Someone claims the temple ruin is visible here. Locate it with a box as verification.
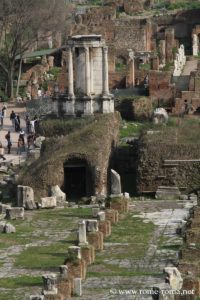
[52,35,114,117]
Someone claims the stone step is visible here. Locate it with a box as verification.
[156,186,181,200]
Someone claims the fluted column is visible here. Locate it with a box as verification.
[103,46,109,95]
[85,47,90,96]
[90,49,94,94]
[68,47,74,97]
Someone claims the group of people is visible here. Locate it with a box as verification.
[0,105,38,159]
[10,110,21,132]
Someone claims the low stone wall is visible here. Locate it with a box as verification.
[137,141,200,193]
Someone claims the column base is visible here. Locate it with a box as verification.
[102,94,114,114]
[64,96,75,116]
[83,96,94,116]
[78,242,89,246]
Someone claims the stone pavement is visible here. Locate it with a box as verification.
[0,103,26,165]
[80,199,196,300]
[182,59,198,76]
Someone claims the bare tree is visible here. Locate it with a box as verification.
[0,0,68,99]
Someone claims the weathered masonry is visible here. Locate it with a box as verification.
[53,35,114,117]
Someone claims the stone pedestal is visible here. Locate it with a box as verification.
[97,211,105,221]
[98,220,111,237]
[105,209,119,224]
[42,273,58,296]
[86,220,98,232]
[83,96,93,116]
[87,231,104,250]
[81,245,95,265]
[68,246,82,260]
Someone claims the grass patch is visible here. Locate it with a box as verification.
[15,234,76,270]
[86,213,156,279]
[0,276,42,289]
[120,121,144,139]
[87,269,161,277]
[106,214,155,253]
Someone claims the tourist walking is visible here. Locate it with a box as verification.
[17,137,25,155]
[0,111,3,128]
[14,115,20,132]
[5,131,12,154]
[10,110,16,127]
[2,103,7,117]
[27,133,35,149]
[0,142,6,160]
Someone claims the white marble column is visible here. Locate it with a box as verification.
[90,49,94,94]
[66,47,75,116]
[85,47,91,96]
[103,46,109,95]
[128,49,135,87]
[68,47,74,97]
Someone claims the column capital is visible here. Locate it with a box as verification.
[67,46,73,52]
[84,46,89,53]
[103,46,108,53]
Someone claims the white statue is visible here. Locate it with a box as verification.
[193,34,199,56]
[193,34,198,46]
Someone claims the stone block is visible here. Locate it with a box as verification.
[68,246,81,259]
[86,220,98,232]
[57,278,72,299]
[51,185,67,206]
[87,231,104,251]
[42,273,57,296]
[0,203,11,214]
[92,207,100,217]
[35,136,45,148]
[98,220,111,237]
[110,198,128,213]
[6,207,24,220]
[164,267,183,290]
[39,197,57,209]
[66,259,86,280]
[0,221,6,233]
[4,223,16,233]
[124,192,130,199]
[182,276,200,296]
[73,278,82,296]
[105,209,118,224]
[17,185,36,210]
[81,245,94,266]
[155,186,181,200]
[97,211,105,221]
[30,296,44,300]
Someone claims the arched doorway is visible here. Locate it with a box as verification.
[63,158,94,198]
